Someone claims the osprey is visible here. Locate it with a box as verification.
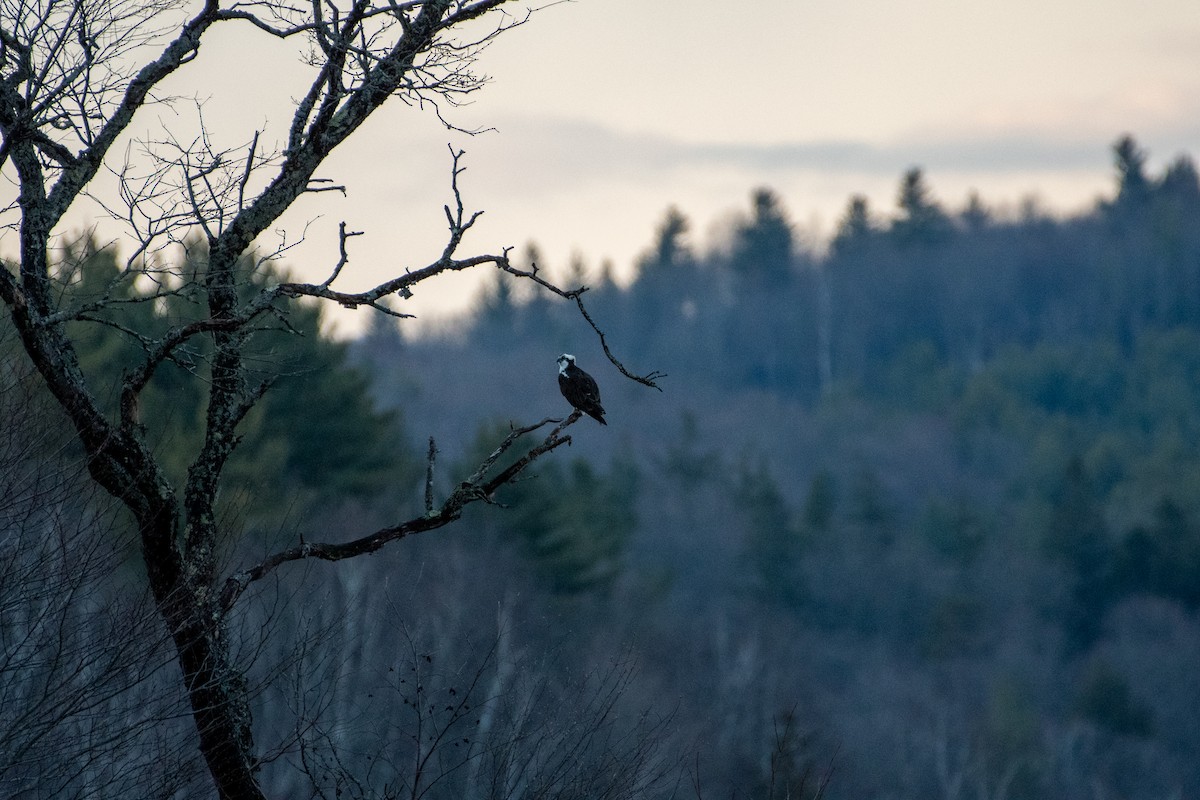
[556,353,606,425]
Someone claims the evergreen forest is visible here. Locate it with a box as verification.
[6,134,1200,798]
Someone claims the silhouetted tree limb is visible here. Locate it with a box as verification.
[218,412,580,612]
[501,261,667,390]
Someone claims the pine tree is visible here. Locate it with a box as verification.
[729,188,795,286]
[891,167,952,247]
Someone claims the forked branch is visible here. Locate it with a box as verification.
[266,148,495,316]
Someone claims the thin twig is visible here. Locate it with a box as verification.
[320,221,363,288]
[236,130,259,211]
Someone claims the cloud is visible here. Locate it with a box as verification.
[688,135,1105,174]
[456,115,1200,194]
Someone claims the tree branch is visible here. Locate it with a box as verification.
[262,146,493,315]
[42,0,225,228]
[319,221,363,288]
[218,411,580,613]
[501,261,668,390]
[117,315,251,433]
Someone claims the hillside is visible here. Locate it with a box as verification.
[352,135,1200,798]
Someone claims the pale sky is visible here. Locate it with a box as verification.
[29,0,1200,331]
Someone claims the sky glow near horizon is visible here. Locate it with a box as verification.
[11,0,1200,333]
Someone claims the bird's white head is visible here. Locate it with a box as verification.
[556,353,575,375]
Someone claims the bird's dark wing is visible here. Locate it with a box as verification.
[576,368,601,404]
[561,366,606,424]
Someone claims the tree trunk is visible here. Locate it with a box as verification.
[4,263,265,799]
[138,510,264,800]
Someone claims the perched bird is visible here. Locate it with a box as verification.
[556,353,606,425]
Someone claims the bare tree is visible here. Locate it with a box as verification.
[0,2,661,798]
[0,331,205,799]
[278,608,677,800]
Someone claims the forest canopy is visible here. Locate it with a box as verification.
[360,133,1200,799]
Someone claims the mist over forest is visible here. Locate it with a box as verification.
[6,133,1200,798]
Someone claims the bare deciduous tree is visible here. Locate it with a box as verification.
[1,332,204,799]
[0,2,661,797]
